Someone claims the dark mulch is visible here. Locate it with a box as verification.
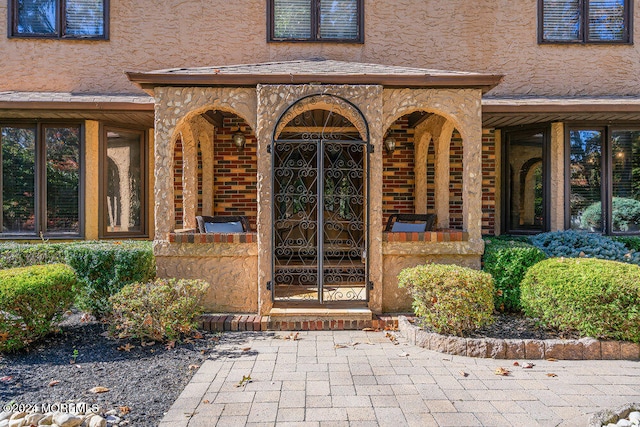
[416,313,582,340]
[0,311,245,427]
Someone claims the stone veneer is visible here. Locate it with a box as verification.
[398,316,640,360]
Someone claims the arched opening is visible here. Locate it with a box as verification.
[271,95,369,304]
[172,109,257,231]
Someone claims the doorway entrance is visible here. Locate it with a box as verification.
[271,105,369,304]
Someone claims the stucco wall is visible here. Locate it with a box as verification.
[1,1,639,97]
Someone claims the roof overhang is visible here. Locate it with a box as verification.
[126,60,503,94]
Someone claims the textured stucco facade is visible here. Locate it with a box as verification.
[2,1,640,97]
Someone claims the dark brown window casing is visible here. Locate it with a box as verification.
[267,0,364,43]
[8,0,110,40]
[538,0,632,44]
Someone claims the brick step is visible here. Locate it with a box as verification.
[198,314,406,332]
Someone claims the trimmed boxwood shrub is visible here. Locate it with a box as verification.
[581,197,640,232]
[530,230,640,264]
[65,241,155,318]
[0,242,74,269]
[483,238,546,313]
[398,263,494,336]
[110,278,209,342]
[613,235,640,252]
[0,264,77,352]
[521,258,640,343]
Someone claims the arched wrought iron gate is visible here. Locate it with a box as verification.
[270,105,369,304]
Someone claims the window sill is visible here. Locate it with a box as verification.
[169,232,256,244]
[382,230,468,243]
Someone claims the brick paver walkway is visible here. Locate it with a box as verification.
[159,331,640,426]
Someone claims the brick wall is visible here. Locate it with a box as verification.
[482,129,496,235]
[382,118,415,226]
[449,131,463,230]
[174,138,184,228]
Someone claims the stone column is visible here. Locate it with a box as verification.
[181,124,199,230]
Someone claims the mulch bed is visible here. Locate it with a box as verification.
[0,311,228,427]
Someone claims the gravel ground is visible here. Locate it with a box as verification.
[0,310,234,427]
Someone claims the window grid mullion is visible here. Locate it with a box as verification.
[580,0,587,42]
[312,0,320,41]
[60,0,67,37]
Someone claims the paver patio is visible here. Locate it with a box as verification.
[159,331,640,426]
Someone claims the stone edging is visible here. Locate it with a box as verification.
[588,402,640,427]
[397,316,640,360]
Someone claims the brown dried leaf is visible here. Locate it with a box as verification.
[512,361,520,367]
[362,327,375,331]
[546,373,558,377]
[202,399,210,404]
[119,406,131,415]
[193,331,204,339]
[546,358,557,362]
[89,386,110,394]
[165,341,176,350]
[0,332,8,342]
[117,343,134,352]
[242,347,251,352]
[188,364,200,371]
[48,380,60,387]
[494,367,511,376]
[334,344,348,349]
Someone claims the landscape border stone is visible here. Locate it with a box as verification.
[588,402,640,427]
[397,316,640,360]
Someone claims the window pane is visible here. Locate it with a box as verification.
[611,130,640,232]
[65,0,104,37]
[543,0,581,41]
[273,0,311,39]
[45,127,80,234]
[16,0,57,35]
[320,0,358,40]
[588,0,626,41]
[1,127,36,235]
[507,131,545,232]
[106,130,143,233]
[570,130,602,231]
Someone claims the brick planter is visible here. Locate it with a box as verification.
[397,316,640,361]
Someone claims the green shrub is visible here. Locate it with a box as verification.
[483,238,546,313]
[521,258,640,343]
[65,241,155,318]
[398,263,494,336]
[613,235,640,252]
[0,264,77,352]
[581,197,640,232]
[0,242,74,269]
[530,230,640,264]
[109,278,209,342]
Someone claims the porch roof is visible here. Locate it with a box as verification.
[125,59,503,93]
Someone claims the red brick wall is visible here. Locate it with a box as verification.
[449,131,463,230]
[482,129,497,235]
[174,138,184,228]
[382,118,415,226]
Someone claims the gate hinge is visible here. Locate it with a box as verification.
[367,144,375,153]
[267,281,272,291]
[368,281,374,290]
[267,144,272,154]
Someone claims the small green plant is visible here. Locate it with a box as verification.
[109,278,210,342]
[483,237,546,313]
[521,258,640,343]
[71,349,79,364]
[530,230,640,264]
[0,264,77,352]
[398,263,494,336]
[65,241,155,318]
[581,197,640,232]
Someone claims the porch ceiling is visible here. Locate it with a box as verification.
[482,96,640,128]
[126,59,503,94]
[0,91,155,127]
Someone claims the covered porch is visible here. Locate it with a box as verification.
[127,60,502,316]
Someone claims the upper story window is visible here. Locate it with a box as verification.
[539,0,632,43]
[268,0,363,43]
[9,0,109,39]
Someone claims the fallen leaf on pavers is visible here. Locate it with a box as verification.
[242,347,251,352]
[513,361,520,367]
[165,341,176,350]
[546,357,558,362]
[193,332,204,339]
[385,332,399,345]
[398,352,409,357]
[494,367,511,376]
[362,328,375,331]
[459,370,469,377]
[117,343,134,352]
[350,342,360,346]
[89,386,110,394]
[48,380,60,387]
[334,344,348,349]
[188,364,200,371]
[546,373,558,377]
[119,406,131,415]
[202,400,210,404]
[234,375,252,388]
[522,362,535,369]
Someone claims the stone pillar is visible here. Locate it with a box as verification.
[550,122,565,231]
[200,124,215,215]
[494,130,502,235]
[181,125,199,230]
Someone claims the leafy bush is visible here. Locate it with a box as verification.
[0,242,74,269]
[398,263,494,336]
[109,278,209,342]
[521,258,640,343]
[65,242,155,318]
[581,197,640,232]
[0,264,77,352]
[529,230,640,264]
[613,235,640,252]
[483,238,546,313]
